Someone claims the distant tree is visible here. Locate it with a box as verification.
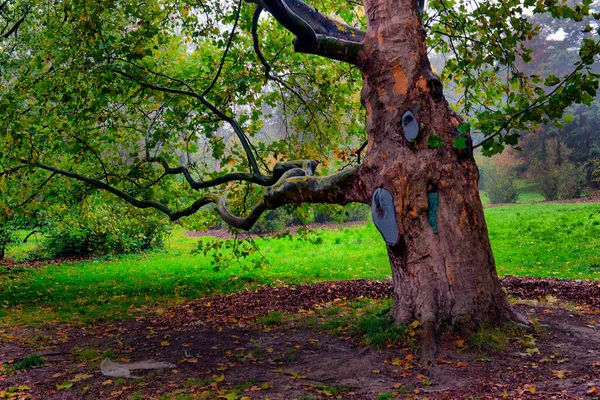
[1,0,599,360]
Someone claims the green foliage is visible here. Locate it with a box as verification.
[427,135,445,149]
[428,0,600,156]
[480,165,518,204]
[42,195,171,258]
[356,311,415,349]
[534,162,586,200]
[468,324,525,352]
[13,355,46,371]
[252,208,295,234]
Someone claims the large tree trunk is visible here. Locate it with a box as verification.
[358,0,526,338]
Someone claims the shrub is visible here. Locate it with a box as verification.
[481,165,519,204]
[535,162,585,200]
[556,163,586,199]
[42,196,171,258]
[252,208,295,234]
[313,203,370,224]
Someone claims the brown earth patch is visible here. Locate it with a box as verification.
[1,277,600,399]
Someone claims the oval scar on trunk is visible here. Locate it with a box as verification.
[371,188,400,245]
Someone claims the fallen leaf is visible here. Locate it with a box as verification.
[102,379,113,385]
[456,362,469,367]
[218,392,239,400]
[372,369,380,374]
[317,389,333,396]
[160,341,170,346]
[523,383,536,394]
[261,382,273,390]
[213,374,225,383]
[552,369,571,379]
[56,381,74,391]
[70,373,93,383]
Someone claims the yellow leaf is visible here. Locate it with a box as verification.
[102,380,113,385]
[552,370,569,379]
[372,369,380,374]
[410,320,420,329]
[70,373,93,382]
[261,382,273,390]
[160,341,170,346]
[391,358,402,366]
[213,374,225,382]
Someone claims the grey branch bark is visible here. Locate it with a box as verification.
[253,0,365,65]
[32,159,364,229]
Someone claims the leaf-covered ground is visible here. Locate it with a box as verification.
[2,277,600,399]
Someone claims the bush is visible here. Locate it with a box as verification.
[252,208,295,234]
[481,165,519,204]
[313,203,370,224]
[556,163,586,200]
[535,162,585,200]
[42,197,171,258]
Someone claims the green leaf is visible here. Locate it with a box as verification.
[427,135,445,149]
[457,123,470,134]
[544,75,561,86]
[564,114,576,124]
[56,382,74,391]
[452,136,468,150]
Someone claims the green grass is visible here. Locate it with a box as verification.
[1,202,599,327]
[488,203,600,278]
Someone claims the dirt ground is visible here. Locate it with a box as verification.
[2,278,600,399]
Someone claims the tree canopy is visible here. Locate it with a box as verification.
[0,0,599,226]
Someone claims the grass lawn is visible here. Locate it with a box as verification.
[1,202,599,327]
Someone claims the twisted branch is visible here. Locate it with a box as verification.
[32,160,364,230]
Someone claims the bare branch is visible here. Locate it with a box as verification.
[33,161,175,216]
[112,68,262,175]
[74,137,109,184]
[201,0,242,97]
[2,6,28,39]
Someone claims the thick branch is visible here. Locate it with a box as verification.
[264,164,366,208]
[146,156,316,189]
[32,159,363,231]
[284,0,365,42]
[256,0,364,65]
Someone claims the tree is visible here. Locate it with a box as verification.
[1,0,599,360]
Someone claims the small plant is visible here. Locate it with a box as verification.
[469,324,526,352]
[357,313,416,349]
[314,385,350,395]
[13,355,46,370]
[376,393,393,400]
[257,311,284,326]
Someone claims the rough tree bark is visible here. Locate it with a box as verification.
[355,0,528,351]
